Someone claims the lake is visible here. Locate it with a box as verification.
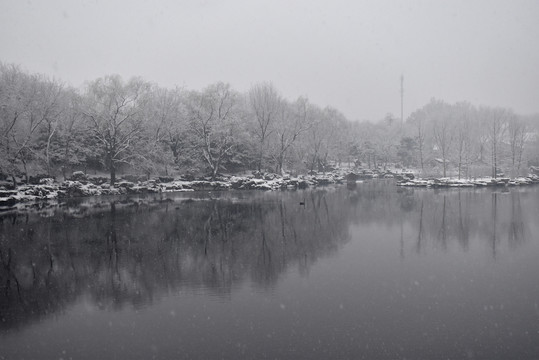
[1,181,538,360]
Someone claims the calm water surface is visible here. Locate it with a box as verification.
[1,181,538,359]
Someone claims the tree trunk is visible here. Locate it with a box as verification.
[517,148,523,175]
[458,152,462,180]
[419,146,424,173]
[258,150,263,172]
[442,147,447,178]
[276,153,284,175]
[257,140,265,172]
[22,159,29,184]
[479,144,484,162]
[110,164,116,186]
[46,128,56,176]
[108,149,116,186]
[492,141,497,179]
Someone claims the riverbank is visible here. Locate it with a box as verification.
[0,171,347,209]
[3,169,539,210]
[397,174,539,188]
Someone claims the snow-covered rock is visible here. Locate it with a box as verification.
[397,176,539,188]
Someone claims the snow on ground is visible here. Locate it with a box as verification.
[397,174,539,188]
[0,172,347,209]
[2,171,538,210]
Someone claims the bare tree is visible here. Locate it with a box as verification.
[0,64,66,183]
[507,113,528,177]
[430,101,454,177]
[269,97,311,174]
[186,82,240,179]
[376,115,401,170]
[408,108,427,174]
[0,64,34,184]
[249,82,280,171]
[36,78,66,176]
[481,107,508,179]
[82,75,151,185]
[454,102,473,179]
[57,89,85,179]
[139,86,187,177]
[304,105,325,173]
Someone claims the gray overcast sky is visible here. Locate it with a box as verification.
[1,0,538,121]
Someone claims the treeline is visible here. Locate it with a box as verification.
[1,62,538,186]
[406,99,539,179]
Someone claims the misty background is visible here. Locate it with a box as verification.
[2,0,538,122]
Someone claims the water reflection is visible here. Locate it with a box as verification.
[398,187,534,255]
[1,183,538,359]
[1,189,353,331]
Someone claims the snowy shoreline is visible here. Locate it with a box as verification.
[2,171,539,211]
[0,172,346,210]
[397,174,539,188]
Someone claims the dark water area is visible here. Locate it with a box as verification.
[1,181,538,360]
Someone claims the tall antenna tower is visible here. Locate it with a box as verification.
[400,74,404,126]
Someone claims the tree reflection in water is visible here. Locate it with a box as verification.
[0,183,537,334]
[0,189,350,331]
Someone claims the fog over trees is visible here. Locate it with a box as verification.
[1,62,538,184]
